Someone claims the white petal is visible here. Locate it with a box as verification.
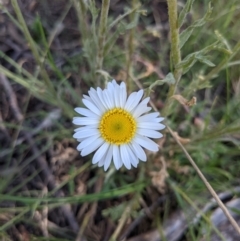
[135,97,150,107]
[96,87,108,109]
[126,89,143,112]
[137,112,159,122]
[77,138,85,142]
[73,127,99,138]
[77,134,100,151]
[106,89,115,108]
[83,95,92,103]
[119,82,127,108]
[113,145,122,170]
[74,125,97,132]
[153,117,165,122]
[102,90,111,109]
[126,145,139,168]
[81,138,104,156]
[107,81,114,92]
[132,97,151,117]
[72,117,99,125]
[92,142,109,164]
[114,84,120,107]
[74,107,98,118]
[138,122,165,130]
[98,157,106,167]
[120,145,131,170]
[133,106,151,118]
[134,135,159,152]
[137,128,163,138]
[112,79,117,86]
[124,92,137,110]
[96,148,108,167]
[82,99,101,116]
[104,145,113,171]
[130,141,147,162]
[88,89,106,113]
[120,81,126,88]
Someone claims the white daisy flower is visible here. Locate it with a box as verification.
[73,80,165,171]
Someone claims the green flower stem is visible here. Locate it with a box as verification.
[10,0,54,93]
[125,0,139,93]
[96,0,110,87]
[163,0,182,116]
[167,0,181,80]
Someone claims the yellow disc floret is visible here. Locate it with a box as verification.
[99,108,137,145]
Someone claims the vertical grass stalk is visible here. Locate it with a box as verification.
[167,0,181,85]
[96,0,110,87]
[125,0,139,92]
[163,0,182,116]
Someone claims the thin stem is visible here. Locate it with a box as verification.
[125,0,139,93]
[163,0,182,116]
[109,192,141,241]
[96,0,110,87]
[167,0,181,81]
[109,204,132,241]
[10,0,54,93]
[167,125,240,235]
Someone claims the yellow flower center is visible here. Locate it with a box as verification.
[99,108,137,145]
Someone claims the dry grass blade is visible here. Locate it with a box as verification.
[166,125,240,235]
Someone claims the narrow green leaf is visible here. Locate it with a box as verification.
[176,52,197,69]
[191,3,212,28]
[147,73,176,94]
[179,27,194,49]
[161,72,176,85]
[214,30,232,52]
[125,18,139,30]
[177,41,219,73]
[108,4,140,30]
[195,55,215,67]
[104,23,126,56]
[0,181,147,205]
[179,2,213,49]
[178,0,195,28]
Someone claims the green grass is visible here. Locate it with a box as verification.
[0,0,240,240]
